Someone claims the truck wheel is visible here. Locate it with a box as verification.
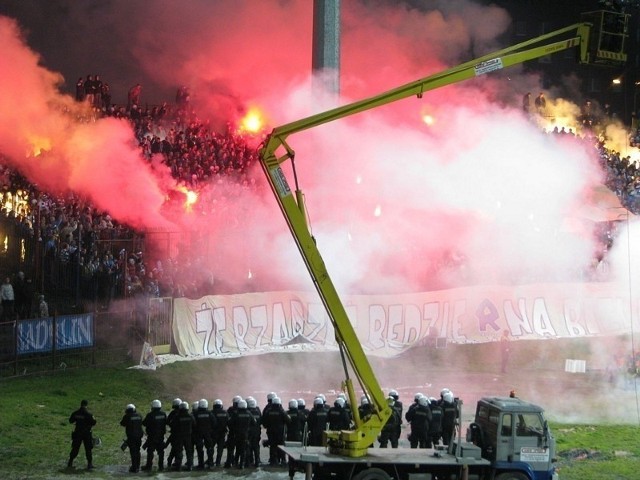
[352,467,392,480]
[495,472,529,480]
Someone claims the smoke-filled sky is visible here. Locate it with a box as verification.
[4,0,640,426]
[0,0,630,295]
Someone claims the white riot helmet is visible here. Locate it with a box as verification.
[443,392,454,403]
[191,401,199,411]
[389,389,399,400]
[179,401,189,410]
[337,392,347,400]
[313,397,324,406]
[335,398,346,408]
[267,392,277,402]
[199,399,209,409]
[151,399,162,409]
[360,397,369,406]
[414,393,424,402]
[233,395,242,405]
[214,399,223,407]
[126,403,136,412]
[238,400,248,409]
[317,393,326,402]
[440,388,451,398]
[172,398,182,408]
[272,397,282,405]
[289,399,298,409]
[247,398,257,408]
[418,396,429,407]
[297,398,306,407]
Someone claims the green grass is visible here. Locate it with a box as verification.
[0,365,164,479]
[552,423,640,480]
[1,359,639,479]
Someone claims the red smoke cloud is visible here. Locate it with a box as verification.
[0,1,608,295]
[0,16,174,229]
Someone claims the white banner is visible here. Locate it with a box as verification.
[172,283,640,358]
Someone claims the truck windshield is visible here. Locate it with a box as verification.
[516,413,544,436]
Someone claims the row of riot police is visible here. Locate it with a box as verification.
[116,388,459,473]
[404,389,459,449]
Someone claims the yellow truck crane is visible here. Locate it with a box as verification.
[257,9,627,480]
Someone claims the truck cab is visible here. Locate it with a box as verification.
[469,396,558,480]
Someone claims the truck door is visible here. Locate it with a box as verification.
[513,413,552,472]
[495,413,514,462]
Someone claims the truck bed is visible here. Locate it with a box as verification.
[281,444,492,468]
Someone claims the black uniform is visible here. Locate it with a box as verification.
[306,404,328,446]
[120,408,144,472]
[170,408,196,470]
[390,397,403,448]
[429,400,443,446]
[379,402,401,448]
[224,401,240,468]
[229,406,256,469]
[68,400,97,469]
[297,402,310,425]
[262,403,288,465]
[327,403,351,431]
[211,404,229,467]
[165,404,180,467]
[441,399,458,445]
[286,407,304,442]
[194,406,216,468]
[247,404,262,467]
[406,402,432,448]
[142,406,167,471]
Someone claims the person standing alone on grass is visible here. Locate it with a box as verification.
[500,329,511,373]
[67,399,96,470]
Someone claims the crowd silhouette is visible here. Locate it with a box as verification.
[0,80,639,316]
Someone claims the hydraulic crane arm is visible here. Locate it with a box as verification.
[257,13,625,458]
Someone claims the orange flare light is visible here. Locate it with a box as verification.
[28,136,52,157]
[239,107,265,134]
[176,186,198,212]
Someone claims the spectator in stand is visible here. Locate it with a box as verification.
[0,276,15,321]
[13,271,29,319]
[84,74,95,106]
[534,92,546,116]
[39,295,49,318]
[128,83,142,110]
[101,82,111,110]
[93,75,103,109]
[76,77,85,102]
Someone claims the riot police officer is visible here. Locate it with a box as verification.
[120,404,144,473]
[142,399,167,471]
[229,400,256,469]
[262,397,288,466]
[406,396,432,448]
[194,399,216,469]
[170,401,196,471]
[211,399,228,467]
[306,397,328,446]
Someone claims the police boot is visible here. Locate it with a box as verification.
[67,459,73,469]
[158,454,164,471]
[140,453,152,471]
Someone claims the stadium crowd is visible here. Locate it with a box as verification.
[68,388,457,472]
[0,79,639,316]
